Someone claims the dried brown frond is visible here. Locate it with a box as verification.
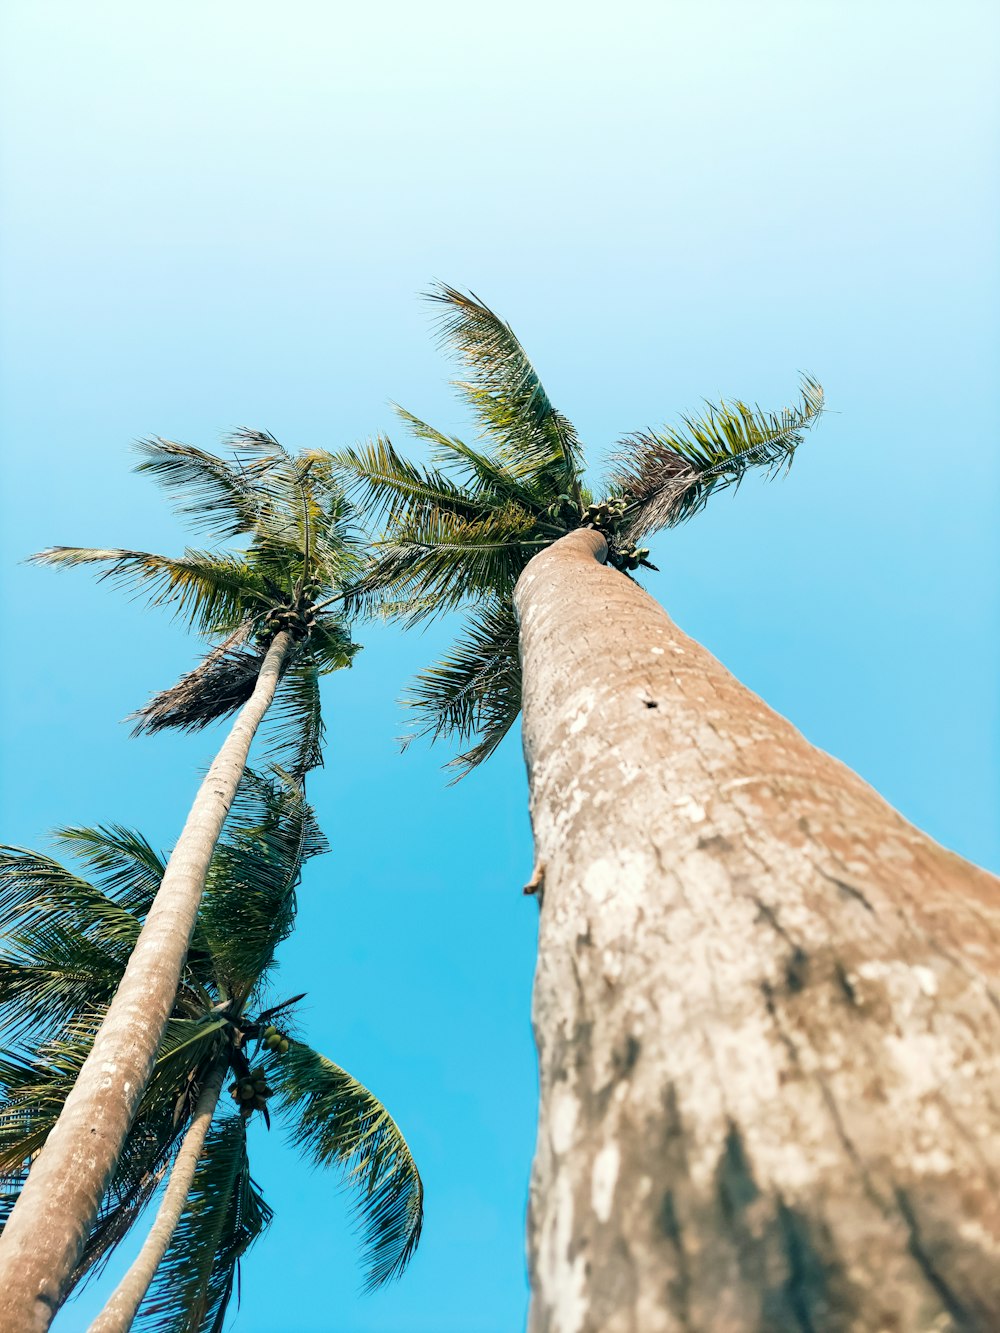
[130,628,273,734]
[608,438,698,541]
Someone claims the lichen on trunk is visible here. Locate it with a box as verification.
[515,529,1000,1333]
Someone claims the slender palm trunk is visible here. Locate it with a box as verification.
[0,632,292,1333]
[87,1056,227,1333]
[515,530,1000,1333]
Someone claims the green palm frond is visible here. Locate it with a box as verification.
[135,1116,271,1333]
[220,431,362,579]
[304,618,359,674]
[0,834,216,1050]
[262,662,325,781]
[0,846,146,959]
[200,771,327,999]
[267,1042,423,1290]
[133,439,276,542]
[390,407,549,513]
[334,434,488,528]
[610,376,824,540]
[34,436,362,753]
[52,826,166,916]
[355,507,541,624]
[429,284,582,486]
[0,931,132,1050]
[403,597,522,779]
[28,547,269,635]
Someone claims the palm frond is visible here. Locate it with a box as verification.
[0,846,144,959]
[135,1116,271,1333]
[268,1043,423,1290]
[221,433,362,588]
[390,407,548,513]
[610,375,824,540]
[133,439,276,541]
[403,597,522,779]
[28,548,269,635]
[0,834,216,1053]
[0,933,131,1050]
[305,617,359,674]
[200,771,327,999]
[334,434,487,528]
[52,825,166,916]
[130,634,269,736]
[429,284,582,486]
[349,507,540,625]
[261,661,325,782]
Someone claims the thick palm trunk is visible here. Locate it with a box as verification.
[87,1056,227,1333]
[0,632,292,1333]
[514,530,1000,1333]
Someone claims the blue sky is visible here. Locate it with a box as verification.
[1,3,998,1329]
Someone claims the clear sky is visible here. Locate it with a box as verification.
[1,3,998,1330]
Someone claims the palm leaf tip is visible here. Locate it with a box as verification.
[135,1116,270,1333]
[423,283,583,485]
[269,1044,424,1290]
[611,374,824,541]
[402,596,522,780]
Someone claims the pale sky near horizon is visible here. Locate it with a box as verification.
[1,3,998,1330]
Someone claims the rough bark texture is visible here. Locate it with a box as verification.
[0,632,291,1333]
[87,1057,226,1333]
[515,530,1000,1333]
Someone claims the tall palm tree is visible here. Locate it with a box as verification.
[0,435,361,1331]
[336,287,1000,1330]
[0,771,423,1332]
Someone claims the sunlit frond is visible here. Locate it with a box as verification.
[0,846,145,961]
[334,434,487,528]
[390,407,547,512]
[268,1043,423,1290]
[52,826,166,916]
[429,284,581,485]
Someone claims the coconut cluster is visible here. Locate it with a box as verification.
[582,498,628,532]
[262,1024,291,1054]
[614,543,651,571]
[229,1068,273,1117]
[255,583,323,648]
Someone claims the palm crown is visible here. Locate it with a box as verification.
[335,285,824,774]
[0,771,423,1328]
[32,432,362,779]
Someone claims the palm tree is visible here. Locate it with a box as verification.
[0,771,423,1332]
[336,287,1000,1330]
[0,435,361,1330]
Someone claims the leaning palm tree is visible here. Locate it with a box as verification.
[336,287,1000,1330]
[0,436,362,1330]
[0,771,423,1332]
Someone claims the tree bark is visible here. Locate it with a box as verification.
[0,632,292,1333]
[87,1056,227,1333]
[514,530,1000,1333]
